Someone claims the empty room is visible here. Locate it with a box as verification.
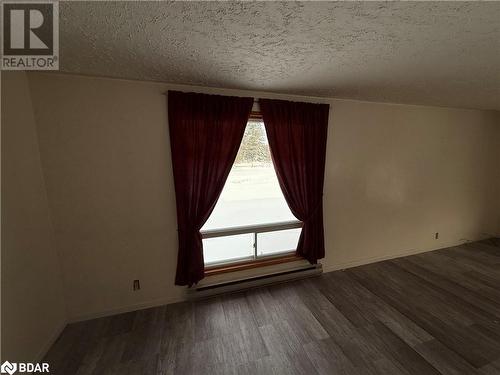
[2,1,500,374]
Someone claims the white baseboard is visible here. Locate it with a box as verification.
[68,296,185,323]
[321,238,484,274]
[35,320,67,362]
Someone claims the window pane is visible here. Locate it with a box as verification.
[202,120,296,231]
[257,228,302,256]
[202,234,254,264]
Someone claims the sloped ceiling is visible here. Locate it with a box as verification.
[59,1,500,110]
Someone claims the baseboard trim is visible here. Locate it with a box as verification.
[35,320,67,362]
[321,238,484,274]
[68,296,185,323]
[68,236,490,323]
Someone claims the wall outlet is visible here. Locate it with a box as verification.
[133,279,140,291]
[435,232,439,240]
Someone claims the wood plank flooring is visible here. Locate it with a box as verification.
[44,239,500,374]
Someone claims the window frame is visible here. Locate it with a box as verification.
[201,111,303,272]
[201,219,303,266]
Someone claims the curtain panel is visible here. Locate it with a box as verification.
[168,91,253,286]
[259,99,330,264]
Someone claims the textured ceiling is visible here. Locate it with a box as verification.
[59,1,500,110]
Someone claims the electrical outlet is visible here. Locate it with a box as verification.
[435,232,439,240]
[133,279,140,291]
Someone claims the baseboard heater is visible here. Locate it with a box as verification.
[188,264,322,300]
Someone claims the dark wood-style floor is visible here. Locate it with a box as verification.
[44,239,500,375]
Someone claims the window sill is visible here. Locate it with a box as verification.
[204,253,303,276]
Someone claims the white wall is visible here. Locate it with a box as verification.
[323,101,500,271]
[29,74,184,321]
[1,72,67,361]
[27,72,500,321]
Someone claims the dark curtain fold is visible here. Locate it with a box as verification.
[168,91,253,286]
[259,99,330,264]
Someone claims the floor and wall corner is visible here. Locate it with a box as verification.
[2,69,499,362]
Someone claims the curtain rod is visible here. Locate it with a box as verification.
[162,90,259,101]
[162,93,328,106]
[161,91,330,104]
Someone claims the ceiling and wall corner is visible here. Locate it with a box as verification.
[57,1,500,111]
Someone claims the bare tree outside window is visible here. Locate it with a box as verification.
[234,121,271,166]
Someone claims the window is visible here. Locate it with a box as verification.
[201,118,302,265]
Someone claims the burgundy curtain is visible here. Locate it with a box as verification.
[259,99,329,264]
[168,91,253,286]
